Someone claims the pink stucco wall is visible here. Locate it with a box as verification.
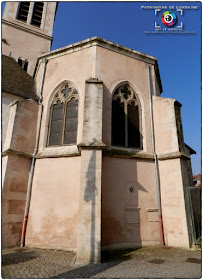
[101,156,160,249]
[26,157,81,250]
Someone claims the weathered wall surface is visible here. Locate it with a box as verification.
[77,80,104,263]
[101,156,160,249]
[153,96,191,248]
[2,155,32,248]
[26,157,81,251]
[153,96,179,155]
[2,92,23,150]
[10,100,39,154]
[2,98,39,248]
[158,159,190,248]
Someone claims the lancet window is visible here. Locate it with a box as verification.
[47,83,79,146]
[112,84,142,149]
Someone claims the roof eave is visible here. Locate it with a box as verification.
[35,36,163,93]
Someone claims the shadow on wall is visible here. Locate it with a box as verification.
[83,146,99,263]
[101,83,148,250]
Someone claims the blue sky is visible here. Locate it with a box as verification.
[2,1,201,175]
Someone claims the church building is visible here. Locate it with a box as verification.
[2,2,195,264]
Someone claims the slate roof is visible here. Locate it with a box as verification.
[2,55,38,101]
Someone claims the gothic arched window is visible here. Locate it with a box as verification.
[112,84,142,149]
[47,83,79,147]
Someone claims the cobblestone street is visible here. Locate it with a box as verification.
[1,246,201,279]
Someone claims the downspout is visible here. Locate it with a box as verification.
[21,58,48,247]
[147,63,165,246]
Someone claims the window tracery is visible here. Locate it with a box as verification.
[112,84,142,149]
[47,83,79,147]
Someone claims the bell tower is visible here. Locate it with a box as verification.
[2,2,57,76]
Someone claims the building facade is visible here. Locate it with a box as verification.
[2,2,195,264]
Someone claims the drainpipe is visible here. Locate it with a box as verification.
[147,63,165,246]
[21,58,48,247]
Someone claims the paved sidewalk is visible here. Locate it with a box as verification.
[1,246,201,279]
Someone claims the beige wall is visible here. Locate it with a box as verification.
[101,156,160,249]
[159,158,190,248]
[153,96,179,155]
[2,92,23,150]
[26,157,81,251]
[10,100,39,154]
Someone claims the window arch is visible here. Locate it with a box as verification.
[47,82,79,147]
[112,84,142,149]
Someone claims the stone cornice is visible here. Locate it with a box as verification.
[78,141,106,150]
[104,149,154,160]
[104,149,191,161]
[157,151,190,160]
[2,19,53,41]
[2,148,33,159]
[36,146,80,159]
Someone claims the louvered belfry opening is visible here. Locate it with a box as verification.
[112,84,142,149]
[17,2,30,22]
[31,2,44,27]
[48,83,79,147]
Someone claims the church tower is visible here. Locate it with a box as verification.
[2,2,57,76]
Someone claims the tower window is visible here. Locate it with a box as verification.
[112,84,142,149]
[47,83,79,147]
[31,2,44,27]
[17,2,30,22]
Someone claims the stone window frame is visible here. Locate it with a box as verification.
[111,82,143,150]
[15,2,47,30]
[47,82,79,147]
